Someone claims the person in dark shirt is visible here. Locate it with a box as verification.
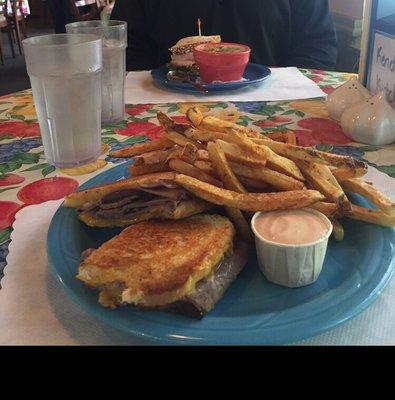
[47,0,102,33]
[46,0,75,33]
[111,0,337,71]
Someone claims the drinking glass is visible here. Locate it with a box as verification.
[23,34,102,168]
[66,20,127,124]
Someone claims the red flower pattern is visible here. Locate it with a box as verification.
[295,118,351,146]
[116,122,164,140]
[0,201,24,230]
[309,75,324,84]
[17,177,79,205]
[125,104,153,116]
[321,86,336,95]
[0,121,40,138]
[0,174,25,187]
[271,116,293,123]
[171,115,191,125]
[116,116,190,140]
[311,69,326,75]
[255,115,292,128]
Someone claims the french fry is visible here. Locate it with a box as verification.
[340,178,395,216]
[330,219,345,241]
[157,111,191,133]
[265,148,305,181]
[164,130,206,150]
[186,107,204,127]
[223,128,268,163]
[310,202,340,218]
[267,131,297,145]
[152,109,394,239]
[167,143,198,164]
[238,176,270,192]
[229,162,305,192]
[331,166,368,181]
[225,206,254,243]
[197,149,210,161]
[180,143,198,163]
[185,110,366,169]
[285,132,297,145]
[252,137,367,169]
[226,129,305,180]
[109,137,174,158]
[348,204,395,227]
[184,126,236,143]
[169,158,222,187]
[129,162,171,177]
[207,141,247,193]
[134,148,177,165]
[174,174,324,212]
[217,140,267,167]
[297,161,351,213]
[183,127,216,142]
[206,142,255,241]
[196,114,262,138]
[193,160,217,175]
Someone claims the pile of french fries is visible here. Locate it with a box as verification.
[110,107,395,242]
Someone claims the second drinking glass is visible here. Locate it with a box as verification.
[66,20,127,125]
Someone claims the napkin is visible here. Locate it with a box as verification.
[0,200,149,345]
[0,167,394,345]
[125,67,326,104]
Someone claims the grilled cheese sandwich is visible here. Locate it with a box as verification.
[77,214,249,318]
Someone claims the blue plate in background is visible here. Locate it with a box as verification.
[151,63,272,93]
[47,163,395,345]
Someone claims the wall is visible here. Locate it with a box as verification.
[329,0,364,19]
[377,0,395,19]
[329,0,365,72]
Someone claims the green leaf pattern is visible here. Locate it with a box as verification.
[0,228,12,245]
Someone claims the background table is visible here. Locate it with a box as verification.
[0,68,394,345]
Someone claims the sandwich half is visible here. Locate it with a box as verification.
[169,35,221,70]
[64,172,212,228]
[77,214,249,318]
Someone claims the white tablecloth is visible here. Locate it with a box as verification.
[0,166,393,346]
[125,67,326,104]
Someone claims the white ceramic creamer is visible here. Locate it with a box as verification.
[326,76,371,121]
[341,92,395,146]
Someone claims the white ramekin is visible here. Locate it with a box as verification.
[251,208,333,288]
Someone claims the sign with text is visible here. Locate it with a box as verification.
[368,31,395,103]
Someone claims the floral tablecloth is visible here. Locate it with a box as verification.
[1,68,395,280]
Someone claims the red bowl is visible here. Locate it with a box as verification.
[193,42,251,83]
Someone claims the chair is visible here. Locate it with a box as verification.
[8,0,27,55]
[0,0,15,64]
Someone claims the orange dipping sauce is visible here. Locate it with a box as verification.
[253,209,330,246]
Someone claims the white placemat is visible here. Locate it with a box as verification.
[125,67,326,104]
[0,166,394,346]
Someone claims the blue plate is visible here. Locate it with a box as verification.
[151,63,271,93]
[47,163,395,345]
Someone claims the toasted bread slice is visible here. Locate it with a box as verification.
[77,214,235,308]
[169,35,221,54]
[64,171,213,228]
[64,172,177,209]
